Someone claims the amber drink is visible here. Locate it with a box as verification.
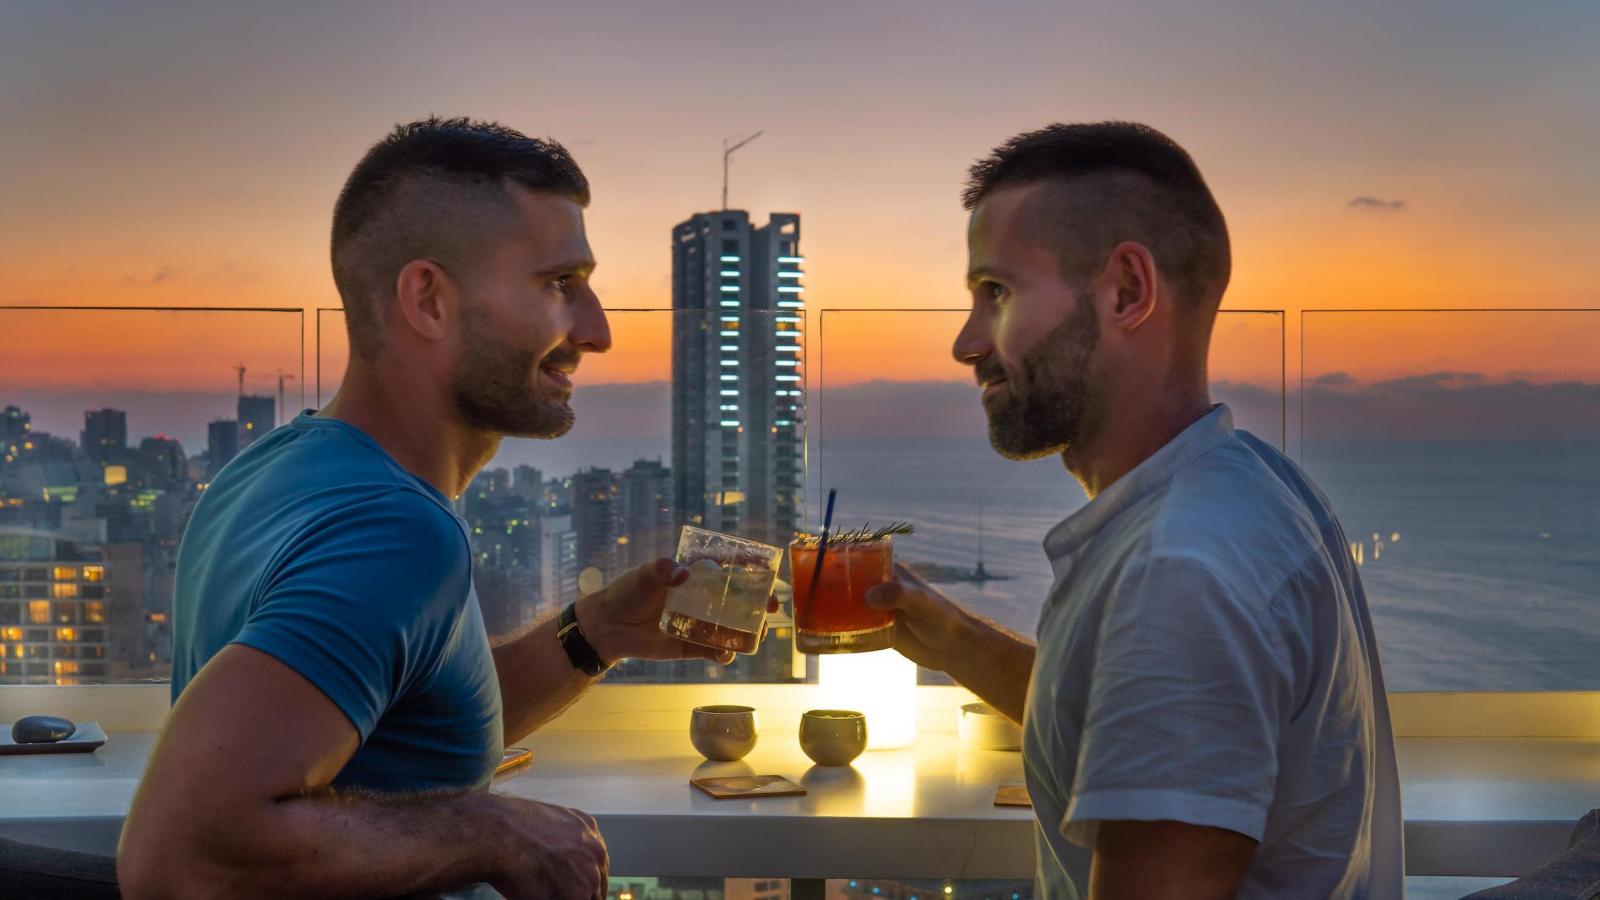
[659,526,782,654]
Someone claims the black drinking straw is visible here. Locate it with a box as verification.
[804,488,838,611]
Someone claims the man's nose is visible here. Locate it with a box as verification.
[572,287,612,354]
[952,308,992,368]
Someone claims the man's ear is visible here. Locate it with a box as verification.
[1103,241,1158,333]
[393,259,453,342]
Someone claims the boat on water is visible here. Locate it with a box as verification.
[906,498,1012,584]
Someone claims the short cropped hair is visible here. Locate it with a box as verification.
[964,121,1230,312]
[330,116,589,357]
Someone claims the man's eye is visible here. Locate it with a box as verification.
[985,282,1008,302]
[553,276,572,293]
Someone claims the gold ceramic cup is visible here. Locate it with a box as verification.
[799,709,868,767]
[690,705,758,761]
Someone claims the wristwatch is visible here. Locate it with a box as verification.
[557,602,612,677]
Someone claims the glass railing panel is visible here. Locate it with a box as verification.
[1302,309,1600,691]
[319,307,806,683]
[0,306,303,684]
[814,308,1284,657]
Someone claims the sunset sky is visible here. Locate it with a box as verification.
[3,1,1598,393]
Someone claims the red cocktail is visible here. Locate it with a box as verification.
[790,534,895,654]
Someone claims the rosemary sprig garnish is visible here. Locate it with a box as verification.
[794,521,914,545]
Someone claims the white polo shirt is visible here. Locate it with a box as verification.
[1024,405,1402,899]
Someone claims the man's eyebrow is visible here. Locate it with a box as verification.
[536,258,597,278]
[966,265,1011,289]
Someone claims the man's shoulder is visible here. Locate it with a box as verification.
[332,487,468,549]
[210,421,467,556]
[1140,438,1335,601]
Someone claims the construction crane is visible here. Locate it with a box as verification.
[722,130,764,211]
[276,371,296,427]
[233,363,246,399]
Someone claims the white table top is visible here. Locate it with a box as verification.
[1,729,1596,879]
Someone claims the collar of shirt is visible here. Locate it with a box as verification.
[1041,403,1236,578]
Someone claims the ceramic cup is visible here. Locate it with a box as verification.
[799,709,868,767]
[690,705,758,761]
[958,701,1022,751]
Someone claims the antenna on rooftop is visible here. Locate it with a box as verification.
[233,363,246,399]
[722,130,764,211]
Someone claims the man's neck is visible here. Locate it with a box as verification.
[1063,382,1212,500]
[318,360,500,499]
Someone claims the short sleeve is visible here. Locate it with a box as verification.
[1063,553,1292,847]
[232,491,472,741]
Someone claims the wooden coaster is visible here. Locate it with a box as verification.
[994,784,1032,808]
[691,775,807,799]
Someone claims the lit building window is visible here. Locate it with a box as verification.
[719,389,739,396]
[53,583,78,599]
[777,300,804,308]
[719,329,740,337]
[719,255,740,262]
[776,375,802,382]
[52,566,76,581]
[720,300,740,307]
[27,601,50,624]
[720,286,739,293]
[55,627,75,642]
[80,566,104,582]
[777,271,803,279]
[777,256,804,263]
[777,285,803,293]
[84,602,105,624]
[720,374,738,381]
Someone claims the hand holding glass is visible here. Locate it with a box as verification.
[659,526,782,654]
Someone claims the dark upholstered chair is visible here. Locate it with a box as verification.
[0,836,121,899]
[1465,809,1600,898]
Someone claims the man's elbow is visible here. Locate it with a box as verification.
[117,832,220,900]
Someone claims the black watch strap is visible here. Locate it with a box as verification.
[557,602,611,676]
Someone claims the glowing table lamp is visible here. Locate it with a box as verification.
[818,649,918,750]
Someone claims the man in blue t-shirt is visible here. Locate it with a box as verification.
[118,118,751,900]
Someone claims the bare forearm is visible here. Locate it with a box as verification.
[123,789,512,900]
[942,609,1036,724]
[493,605,595,742]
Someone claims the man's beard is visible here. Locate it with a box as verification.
[979,298,1101,460]
[451,313,576,440]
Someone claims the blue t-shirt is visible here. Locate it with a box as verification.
[171,412,503,792]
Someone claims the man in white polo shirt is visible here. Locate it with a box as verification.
[867,122,1402,899]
